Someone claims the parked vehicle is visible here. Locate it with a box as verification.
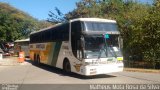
[0,43,11,56]
[14,39,29,58]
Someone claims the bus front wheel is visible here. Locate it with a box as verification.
[63,59,71,73]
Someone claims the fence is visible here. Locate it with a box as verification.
[123,60,160,69]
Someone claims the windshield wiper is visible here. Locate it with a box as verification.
[108,47,117,58]
[98,46,107,59]
[98,48,103,59]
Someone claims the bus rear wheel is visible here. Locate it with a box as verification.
[63,60,71,73]
[36,55,40,65]
[33,54,37,64]
[33,54,40,65]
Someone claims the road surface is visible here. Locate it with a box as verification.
[0,60,160,90]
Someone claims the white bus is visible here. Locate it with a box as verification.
[30,18,123,76]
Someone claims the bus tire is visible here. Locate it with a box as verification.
[36,55,40,66]
[33,54,37,64]
[63,59,71,73]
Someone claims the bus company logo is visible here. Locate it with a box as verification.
[62,46,69,50]
[30,45,33,48]
[74,63,82,72]
[36,44,45,50]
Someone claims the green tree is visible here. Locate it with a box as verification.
[0,3,52,42]
[48,0,160,68]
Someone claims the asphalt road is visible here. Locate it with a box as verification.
[0,60,160,90]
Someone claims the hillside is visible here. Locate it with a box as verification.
[0,2,52,42]
[0,3,33,20]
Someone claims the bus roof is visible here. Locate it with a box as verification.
[70,18,116,23]
[30,18,117,35]
[14,38,30,42]
[30,23,62,35]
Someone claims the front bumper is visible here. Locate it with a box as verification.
[82,63,123,76]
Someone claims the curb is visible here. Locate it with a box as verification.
[124,68,160,73]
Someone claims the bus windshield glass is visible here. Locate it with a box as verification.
[84,21,118,32]
[84,35,122,59]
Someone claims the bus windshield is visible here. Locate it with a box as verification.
[84,21,118,32]
[84,35,122,59]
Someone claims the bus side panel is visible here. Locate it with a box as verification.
[55,41,85,74]
[40,43,51,64]
[30,42,62,66]
[30,42,84,74]
[30,43,48,63]
[48,42,62,66]
[55,41,70,69]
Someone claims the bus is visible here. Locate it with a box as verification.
[14,39,30,57]
[30,18,123,76]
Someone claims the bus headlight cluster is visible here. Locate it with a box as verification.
[85,62,91,65]
[85,62,99,65]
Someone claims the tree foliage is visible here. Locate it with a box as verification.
[48,0,160,63]
[47,7,67,24]
[0,3,52,42]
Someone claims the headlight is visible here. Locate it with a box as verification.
[85,61,98,65]
[85,62,91,65]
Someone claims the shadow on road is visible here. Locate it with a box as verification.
[25,60,116,79]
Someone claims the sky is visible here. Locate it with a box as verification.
[0,0,153,20]
[0,0,80,20]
